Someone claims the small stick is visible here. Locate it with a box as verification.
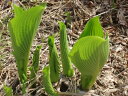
[92,8,116,18]
[58,92,85,96]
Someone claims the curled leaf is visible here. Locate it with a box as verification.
[48,36,60,83]
[42,66,58,96]
[59,21,74,77]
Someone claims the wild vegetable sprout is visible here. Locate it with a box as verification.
[59,22,74,77]
[42,66,58,96]
[8,3,109,95]
[48,36,60,83]
[42,36,60,96]
[69,16,109,90]
[8,4,46,93]
[30,45,41,89]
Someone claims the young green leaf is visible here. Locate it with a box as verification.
[69,36,109,90]
[48,36,60,83]
[79,16,104,39]
[42,66,58,96]
[8,4,46,93]
[59,21,74,77]
[69,16,109,90]
[30,46,41,80]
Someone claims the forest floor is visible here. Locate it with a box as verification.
[0,0,128,96]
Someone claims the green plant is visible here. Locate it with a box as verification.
[29,45,41,91]
[48,36,60,83]
[64,12,72,28]
[79,16,104,38]
[30,45,41,80]
[42,66,58,96]
[59,21,74,77]
[69,16,109,90]
[4,85,13,96]
[8,4,46,93]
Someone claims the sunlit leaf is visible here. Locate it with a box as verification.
[8,4,46,93]
[79,16,104,38]
[69,36,109,90]
[69,16,109,90]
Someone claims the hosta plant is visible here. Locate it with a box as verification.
[30,45,41,90]
[59,22,74,77]
[42,66,58,96]
[69,16,109,90]
[48,36,60,83]
[8,4,46,93]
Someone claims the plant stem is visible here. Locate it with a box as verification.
[16,57,28,94]
[80,74,97,90]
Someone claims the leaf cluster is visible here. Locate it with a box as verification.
[8,3,109,95]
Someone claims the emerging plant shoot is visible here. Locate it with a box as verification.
[59,22,74,77]
[48,36,60,82]
[30,46,41,80]
[42,66,58,96]
[8,4,46,93]
[69,16,109,90]
[30,45,41,93]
